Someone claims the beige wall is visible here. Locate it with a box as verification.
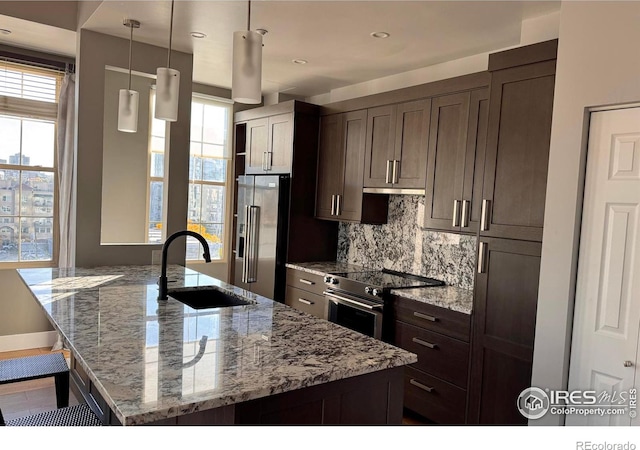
[532,1,640,425]
[0,1,78,31]
[74,29,193,266]
[0,270,52,337]
[101,69,153,244]
[306,11,559,105]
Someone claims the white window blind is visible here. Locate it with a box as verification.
[0,59,61,120]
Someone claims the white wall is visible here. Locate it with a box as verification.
[532,1,640,426]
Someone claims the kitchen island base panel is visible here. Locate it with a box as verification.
[235,366,403,425]
[74,364,404,425]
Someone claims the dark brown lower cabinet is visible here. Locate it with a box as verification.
[389,295,471,424]
[69,353,121,425]
[467,237,542,425]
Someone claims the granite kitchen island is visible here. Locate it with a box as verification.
[17,265,416,425]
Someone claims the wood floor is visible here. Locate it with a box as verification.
[0,347,80,422]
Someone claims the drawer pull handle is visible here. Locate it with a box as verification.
[299,278,315,286]
[412,337,437,349]
[298,298,313,305]
[414,311,438,322]
[410,379,434,393]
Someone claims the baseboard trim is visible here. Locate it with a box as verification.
[0,331,58,352]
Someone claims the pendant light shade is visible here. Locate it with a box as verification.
[117,19,140,133]
[155,67,180,121]
[155,0,180,122]
[232,1,263,104]
[232,30,263,104]
[117,89,139,133]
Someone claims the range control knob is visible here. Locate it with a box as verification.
[330,277,339,285]
[372,288,383,298]
[364,286,373,295]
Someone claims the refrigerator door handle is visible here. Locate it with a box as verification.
[242,205,250,283]
[246,205,260,283]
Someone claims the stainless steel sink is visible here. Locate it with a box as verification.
[169,288,252,310]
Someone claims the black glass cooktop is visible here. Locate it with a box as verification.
[331,269,444,289]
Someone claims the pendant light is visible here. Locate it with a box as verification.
[117,19,141,133]
[232,0,263,104]
[155,0,180,121]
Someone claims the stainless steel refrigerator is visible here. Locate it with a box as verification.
[234,174,290,301]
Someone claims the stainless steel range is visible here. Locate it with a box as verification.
[323,270,444,340]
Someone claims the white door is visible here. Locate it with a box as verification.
[567,107,640,426]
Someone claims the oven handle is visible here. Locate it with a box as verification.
[323,291,383,311]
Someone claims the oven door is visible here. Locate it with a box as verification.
[324,289,384,340]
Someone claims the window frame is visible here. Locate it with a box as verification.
[186,93,234,263]
[0,60,61,269]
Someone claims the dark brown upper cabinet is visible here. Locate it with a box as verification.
[424,89,489,233]
[316,111,388,224]
[363,99,430,191]
[480,48,556,242]
[245,112,294,174]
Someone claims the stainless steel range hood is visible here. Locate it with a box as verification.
[363,187,426,195]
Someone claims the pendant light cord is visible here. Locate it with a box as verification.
[167,0,175,68]
[247,0,251,31]
[128,23,133,91]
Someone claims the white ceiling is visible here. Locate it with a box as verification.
[1,1,561,98]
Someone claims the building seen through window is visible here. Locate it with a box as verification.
[0,60,61,265]
[147,92,232,260]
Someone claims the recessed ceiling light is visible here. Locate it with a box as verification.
[370,31,390,39]
[190,31,206,39]
[0,29,11,35]
[292,59,308,65]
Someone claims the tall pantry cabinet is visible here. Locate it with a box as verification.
[467,39,557,425]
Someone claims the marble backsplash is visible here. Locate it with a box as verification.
[337,195,476,290]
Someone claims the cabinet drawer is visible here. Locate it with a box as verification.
[285,285,328,319]
[392,295,471,342]
[286,268,326,297]
[395,321,469,388]
[404,366,466,424]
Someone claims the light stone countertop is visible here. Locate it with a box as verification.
[286,262,473,315]
[17,265,416,426]
[285,261,368,277]
[390,285,474,315]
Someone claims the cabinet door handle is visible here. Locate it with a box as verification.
[385,160,392,184]
[480,199,491,231]
[478,241,487,274]
[331,194,336,216]
[392,160,399,184]
[461,200,470,228]
[266,151,272,170]
[299,278,315,286]
[412,337,437,349]
[413,311,438,322]
[410,379,434,393]
[452,200,461,228]
[298,298,313,306]
[336,194,342,216]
